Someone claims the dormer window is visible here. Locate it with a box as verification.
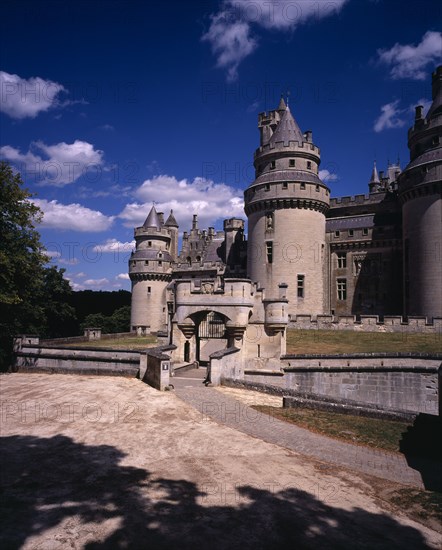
[282,182,288,189]
[300,183,306,190]
[289,159,295,167]
[270,161,276,170]
[315,185,320,192]
[307,161,312,170]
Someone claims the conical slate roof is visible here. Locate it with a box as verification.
[277,95,287,111]
[143,205,161,229]
[270,106,304,144]
[165,209,178,227]
[370,161,380,183]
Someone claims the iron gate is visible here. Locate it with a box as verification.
[198,311,226,338]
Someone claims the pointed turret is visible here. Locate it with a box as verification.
[165,209,179,227]
[427,65,442,119]
[368,161,380,193]
[277,95,287,112]
[143,205,161,229]
[370,161,380,184]
[269,106,304,144]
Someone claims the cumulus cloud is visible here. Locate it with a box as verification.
[373,100,407,133]
[33,199,114,232]
[319,169,338,182]
[202,0,349,80]
[92,238,135,253]
[377,31,442,80]
[0,71,67,119]
[83,278,110,286]
[119,174,244,230]
[116,273,130,280]
[0,140,104,186]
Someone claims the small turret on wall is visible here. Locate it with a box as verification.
[129,205,175,334]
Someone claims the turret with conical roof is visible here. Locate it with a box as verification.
[397,65,442,319]
[129,204,177,334]
[369,161,380,192]
[244,99,330,316]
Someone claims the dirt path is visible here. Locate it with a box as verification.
[0,374,440,549]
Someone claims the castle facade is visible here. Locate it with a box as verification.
[129,67,442,365]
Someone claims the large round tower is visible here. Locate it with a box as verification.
[244,98,330,315]
[398,66,442,320]
[129,206,177,333]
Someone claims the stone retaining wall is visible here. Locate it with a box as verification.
[288,314,442,333]
[242,354,441,415]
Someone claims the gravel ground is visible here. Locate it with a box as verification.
[0,373,440,549]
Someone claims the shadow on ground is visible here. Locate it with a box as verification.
[0,435,434,549]
[400,413,442,492]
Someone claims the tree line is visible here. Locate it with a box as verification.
[0,162,131,370]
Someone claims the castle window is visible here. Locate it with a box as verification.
[334,230,340,238]
[266,241,273,264]
[145,261,149,265]
[270,161,276,170]
[147,286,151,294]
[148,241,152,247]
[337,252,347,269]
[266,212,274,230]
[337,278,347,301]
[265,183,270,191]
[348,229,354,237]
[282,182,288,189]
[289,159,295,167]
[307,161,312,170]
[316,184,320,192]
[300,183,306,190]
[196,256,201,262]
[297,275,305,298]
[187,256,191,265]
[158,261,162,266]
[362,228,369,236]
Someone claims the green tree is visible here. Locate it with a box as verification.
[81,306,131,334]
[0,162,77,368]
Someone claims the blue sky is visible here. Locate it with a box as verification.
[1,0,441,291]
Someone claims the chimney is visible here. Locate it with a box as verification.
[192,214,198,230]
[415,105,424,120]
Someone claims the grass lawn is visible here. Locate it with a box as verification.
[64,335,158,350]
[286,329,441,355]
[252,405,410,452]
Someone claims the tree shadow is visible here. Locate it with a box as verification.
[0,435,434,549]
[400,413,442,492]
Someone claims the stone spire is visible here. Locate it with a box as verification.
[143,205,161,229]
[277,95,287,112]
[165,209,179,227]
[269,106,304,144]
[370,161,380,183]
[427,65,442,119]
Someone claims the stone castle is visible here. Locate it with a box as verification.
[129,67,442,366]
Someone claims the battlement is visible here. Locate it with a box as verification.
[329,192,387,208]
[288,314,442,334]
[134,226,171,238]
[255,140,319,157]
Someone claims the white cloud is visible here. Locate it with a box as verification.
[119,174,244,230]
[116,273,130,280]
[319,169,338,182]
[0,140,104,186]
[202,12,257,82]
[377,31,442,80]
[33,199,114,232]
[99,124,115,131]
[0,71,66,119]
[202,0,349,80]
[373,100,407,133]
[83,278,110,286]
[92,239,135,253]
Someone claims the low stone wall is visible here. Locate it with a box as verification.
[209,347,242,385]
[13,342,140,378]
[141,345,176,391]
[288,314,442,334]
[242,354,441,415]
[40,331,135,346]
